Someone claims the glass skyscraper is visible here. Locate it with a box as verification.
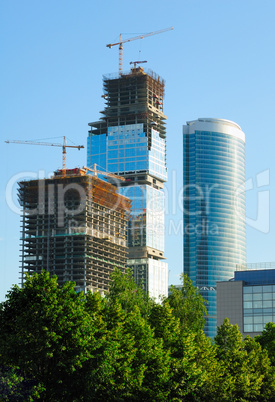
[183,118,246,337]
[87,67,168,300]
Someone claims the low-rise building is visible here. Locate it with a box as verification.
[217,264,275,337]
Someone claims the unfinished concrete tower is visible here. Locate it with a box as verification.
[18,168,131,293]
[87,67,168,300]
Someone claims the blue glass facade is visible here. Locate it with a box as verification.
[120,185,165,252]
[149,129,167,181]
[183,118,246,337]
[87,124,167,181]
[235,269,275,284]
[87,133,106,171]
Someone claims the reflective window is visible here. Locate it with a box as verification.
[107,125,149,174]
[263,293,272,300]
[120,185,165,251]
[253,293,262,301]
[242,284,275,333]
[87,134,107,170]
[263,286,273,292]
[244,324,253,332]
[253,286,263,293]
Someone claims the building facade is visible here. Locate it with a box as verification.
[87,67,168,300]
[183,118,246,337]
[217,266,275,337]
[19,168,131,293]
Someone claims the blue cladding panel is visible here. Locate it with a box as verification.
[120,184,165,252]
[87,134,107,170]
[107,124,148,174]
[87,124,167,181]
[235,270,275,285]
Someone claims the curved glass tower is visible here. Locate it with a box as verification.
[183,118,246,337]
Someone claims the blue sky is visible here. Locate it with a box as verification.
[1,0,275,301]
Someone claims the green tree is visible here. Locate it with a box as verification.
[244,336,275,401]
[214,318,275,401]
[149,299,181,349]
[83,298,171,401]
[0,271,94,401]
[149,293,223,400]
[77,273,171,401]
[106,268,154,317]
[168,274,207,333]
[3,270,275,401]
[256,322,275,365]
[0,364,43,401]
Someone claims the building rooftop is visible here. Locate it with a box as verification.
[234,268,275,285]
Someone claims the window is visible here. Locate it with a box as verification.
[244,324,253,332]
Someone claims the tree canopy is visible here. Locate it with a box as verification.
[0,270,274,401]
[214,318,275,401]
[256,322,275,365]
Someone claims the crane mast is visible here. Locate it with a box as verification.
[106,27,173,76]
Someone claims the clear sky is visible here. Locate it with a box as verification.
[1,0,275,301]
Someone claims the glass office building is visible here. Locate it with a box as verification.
[183,118,246,337]
[217,267,275,337]
[87,67,168,300]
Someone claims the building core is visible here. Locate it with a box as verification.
[87,67,168,300]
[18,168,131,293]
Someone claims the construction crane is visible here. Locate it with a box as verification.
[106,27,173,76]
[83,164,125,181]
[130,60,147,69]
[5,136,84,177]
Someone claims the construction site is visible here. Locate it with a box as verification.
[14,27,172,300]
[89,66,167,146]
[18,168,131,293]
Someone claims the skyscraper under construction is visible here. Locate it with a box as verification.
[19,168,131,293]
[87,66,168,300]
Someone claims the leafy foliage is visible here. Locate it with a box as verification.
[214,318,275,401]
[0,365,42,401]
[0,272,94,401]
[0,270,274,401]
[106,268,154,317]
[168,274,207,333]
[256,322,275,365]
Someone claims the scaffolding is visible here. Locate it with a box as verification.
[18,168,131,293]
